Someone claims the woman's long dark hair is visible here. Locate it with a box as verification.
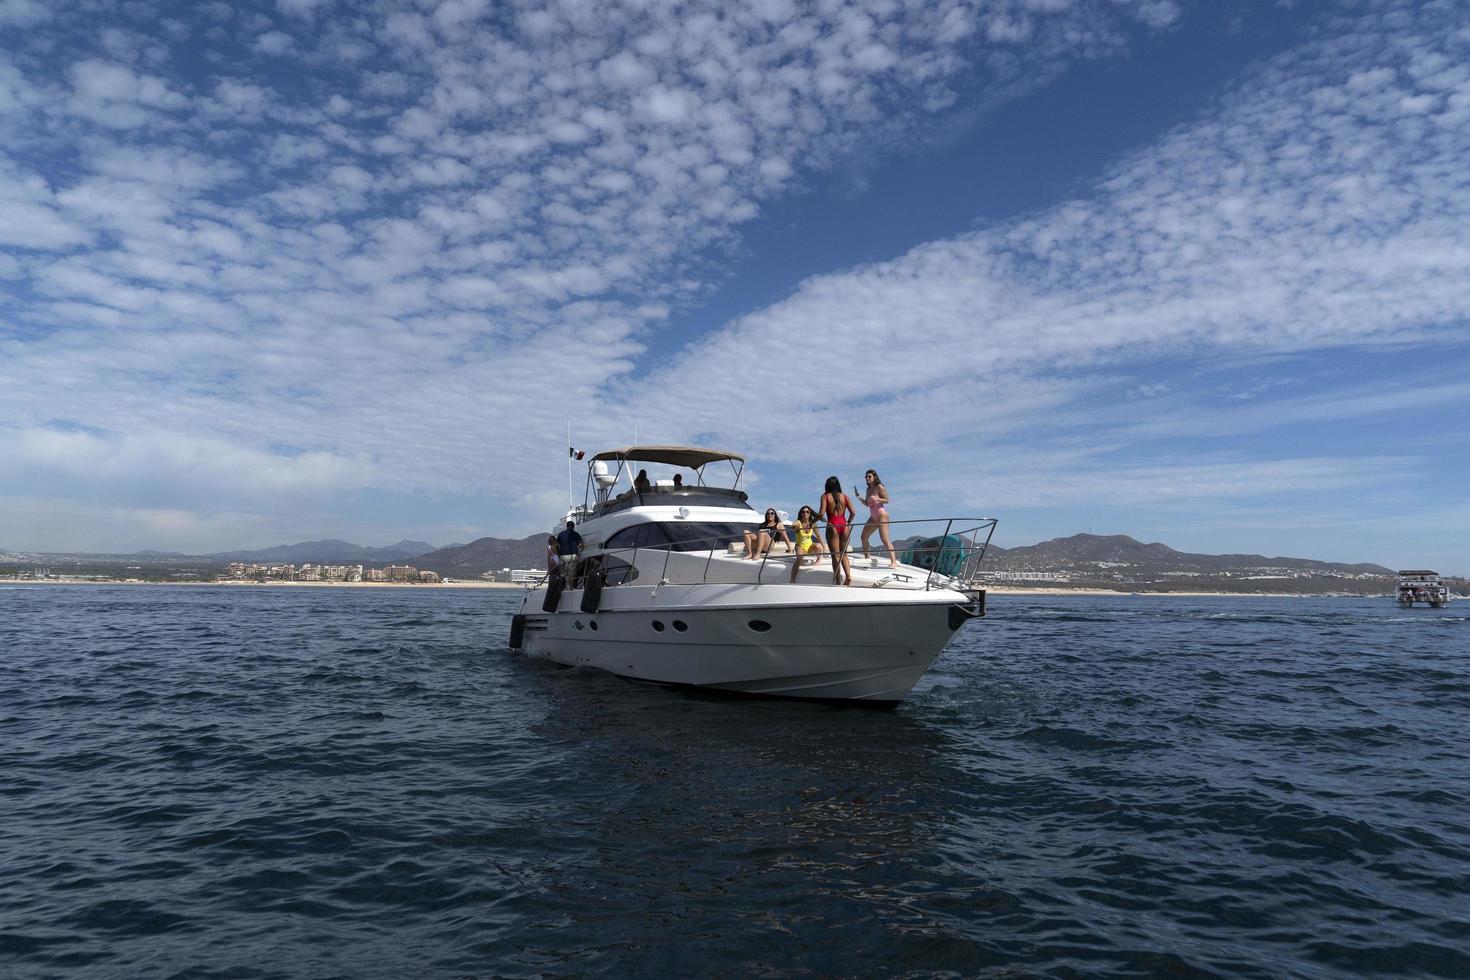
[865,469,883,489]
[824,475,841,496]
[764,508,779,526]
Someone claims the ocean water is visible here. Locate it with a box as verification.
[1,585,1466,979]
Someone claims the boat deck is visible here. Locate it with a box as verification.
[627,544,944,590]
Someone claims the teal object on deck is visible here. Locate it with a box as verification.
[901,534,966,576]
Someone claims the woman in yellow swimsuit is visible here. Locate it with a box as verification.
[788,506,824,583]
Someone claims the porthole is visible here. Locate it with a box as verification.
[672,620,688,632]
[590,621,598,631]
[747,620,772,632]
[574,620,584,631]
[652,620,665,632]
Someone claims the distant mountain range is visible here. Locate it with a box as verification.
[2,531,1437,589]
[409,535,549,576]
[984,533,1394,576]
[966,532,1401,592]
[405,531,1401,583]
[206,539,438,564]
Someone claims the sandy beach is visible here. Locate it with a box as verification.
[2,578,529,590]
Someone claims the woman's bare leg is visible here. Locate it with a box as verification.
[790,545,807,582]
[860,520,875,559]
[840,528,853,585]
[878,514,897,567]
[826,527,842,584]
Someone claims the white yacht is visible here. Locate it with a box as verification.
[509,446,996,703]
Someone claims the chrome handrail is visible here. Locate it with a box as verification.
[535,517,998,592]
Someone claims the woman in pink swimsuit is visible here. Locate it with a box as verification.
[859,469,897,568]
[820,475,856,586]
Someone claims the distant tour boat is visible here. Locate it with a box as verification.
[1396,570,1450,608]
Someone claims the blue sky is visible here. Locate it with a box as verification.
[2,0,1468,572]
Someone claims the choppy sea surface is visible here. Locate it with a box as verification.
[1,585,1467,978]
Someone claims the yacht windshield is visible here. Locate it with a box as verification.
[597,486,749,515]
[661,522,749,551]
[605,522,752,553]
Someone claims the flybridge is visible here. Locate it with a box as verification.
[589,446,744,468]
[576,444,749,519]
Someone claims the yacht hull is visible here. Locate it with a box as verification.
[514,584,977,702]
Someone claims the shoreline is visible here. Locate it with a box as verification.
[1,579,528,590]
[0,579,1400,598]
[979,586,1387,598]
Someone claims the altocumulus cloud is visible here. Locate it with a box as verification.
[0,0,1179,547]
[636,0,1470,515]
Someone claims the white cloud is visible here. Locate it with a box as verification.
[0,0,47,27]
[277,0,326,17]
[66,59,186,128]
[89,145,236,189]
[254,31,295,55]
[0,201,93,250]
[1118,381,1470,442]
[210,78,274,117]
[639,86,699,124]
[0,427,376,500]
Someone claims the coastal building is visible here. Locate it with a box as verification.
[483,568,545,583]
[980,570,1071,583]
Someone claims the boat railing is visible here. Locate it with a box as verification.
[544,517,998,593]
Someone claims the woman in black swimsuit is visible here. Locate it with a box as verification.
[742,508,791,559]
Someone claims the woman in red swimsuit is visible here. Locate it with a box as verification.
[820,475,856,586]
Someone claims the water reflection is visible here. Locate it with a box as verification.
[491,658,968,971]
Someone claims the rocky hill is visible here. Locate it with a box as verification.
[409,535,548,576]
[980,533,1395,592]
[207,539,437,564]
[993,533,1392,576]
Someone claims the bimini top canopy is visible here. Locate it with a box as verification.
[591,445,744,469]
